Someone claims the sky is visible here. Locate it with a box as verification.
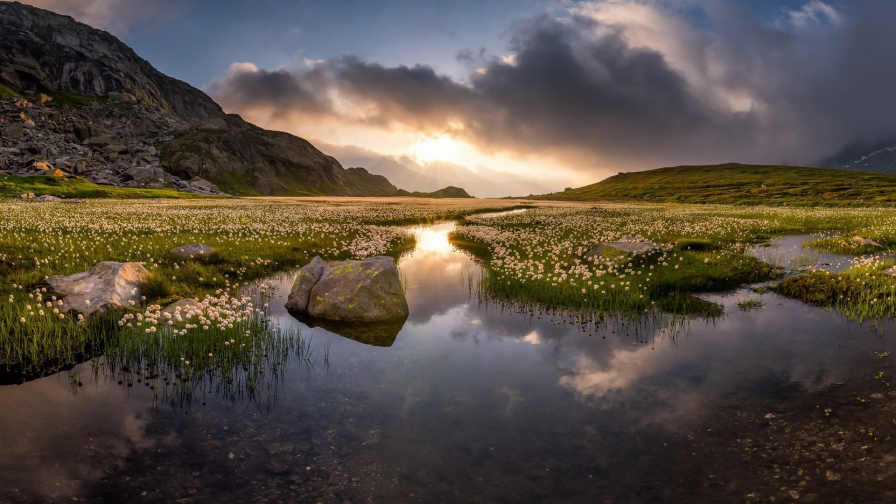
[21,0,896,196]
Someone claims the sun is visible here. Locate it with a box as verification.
[410,136,462,164]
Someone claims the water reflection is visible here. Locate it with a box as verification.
[2,223,896,503]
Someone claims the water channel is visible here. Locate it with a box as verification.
[2,221,896,503]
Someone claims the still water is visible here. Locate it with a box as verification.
[2,223,895,503]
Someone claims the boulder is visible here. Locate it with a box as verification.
[169,243,214,259]
[160,298,201,325]
[34,195,60,202]
[47,261,148,320]
[285,256,327,313]
[307,256,409,322]
[883,267,896,277]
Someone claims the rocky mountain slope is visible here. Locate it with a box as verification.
[0,1,402,196]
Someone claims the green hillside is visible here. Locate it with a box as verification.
[535,163,896,206]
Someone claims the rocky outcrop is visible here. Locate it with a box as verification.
[284,256,326,313]
[285,256,409,323]
[46,261,148,320]
[0,2,223,122]
[0,95,223,194]
[169,243,214,259]
[0,2,407,197]
[158,115,359,196]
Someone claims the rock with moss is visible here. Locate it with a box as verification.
[47,261,148,321]
[285,256,327,313]
[306,256,408,322]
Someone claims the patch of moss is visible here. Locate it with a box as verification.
[0,175,215,199]
[51,91,107,108]
[0,82,19,97]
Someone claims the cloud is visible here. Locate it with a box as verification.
[209,0,896,177]
[20,0,185,35]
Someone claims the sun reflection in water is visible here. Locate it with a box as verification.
[414,224,455,254]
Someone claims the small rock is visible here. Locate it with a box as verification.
[764,413,776,419]
[825,470,842,482]
[788,490,799,499]
[160,299,201,324]
[169,243,214,259]
[853,236,883,247]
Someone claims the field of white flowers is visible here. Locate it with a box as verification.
[6,196,896,382]
[0,197,527,373]
[452,203,896,318]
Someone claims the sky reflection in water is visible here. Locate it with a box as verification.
[1,223,894,502]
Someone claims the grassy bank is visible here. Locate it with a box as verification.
[0,174,211,199]
[451,204,787,316]
[535,164,896,207]
[0,198,529,372]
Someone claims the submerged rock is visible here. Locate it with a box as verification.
[292,313,405,347]
[47,261,148,320]
[284,256,326,313]
[169,243,214,259]
[308,256,409,322]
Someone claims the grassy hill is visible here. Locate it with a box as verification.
[534,163,896,206]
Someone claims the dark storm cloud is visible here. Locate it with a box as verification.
[209,0,896,170]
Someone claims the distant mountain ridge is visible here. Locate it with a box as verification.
[395,186,472,198]
[0,1,421,197]
[818,138,896,174]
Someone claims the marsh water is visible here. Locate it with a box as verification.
[3,222,896,503]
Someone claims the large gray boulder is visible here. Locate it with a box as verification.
[169,243,214,259]
[47,261,148,320]
[292,256,408,322]
[285,256,327,313]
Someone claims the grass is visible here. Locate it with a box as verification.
[0,198,528,374]
[0,175,214,199]
[772,257,896,320]
[737,299,765,311]
[50,91,109,108]
[534,163,896,207]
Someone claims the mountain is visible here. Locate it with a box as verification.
[395,186,473,198]
[316,141,554,198]
[0,2,396,196]
[532,163,896,207]
[818,138,896,174]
